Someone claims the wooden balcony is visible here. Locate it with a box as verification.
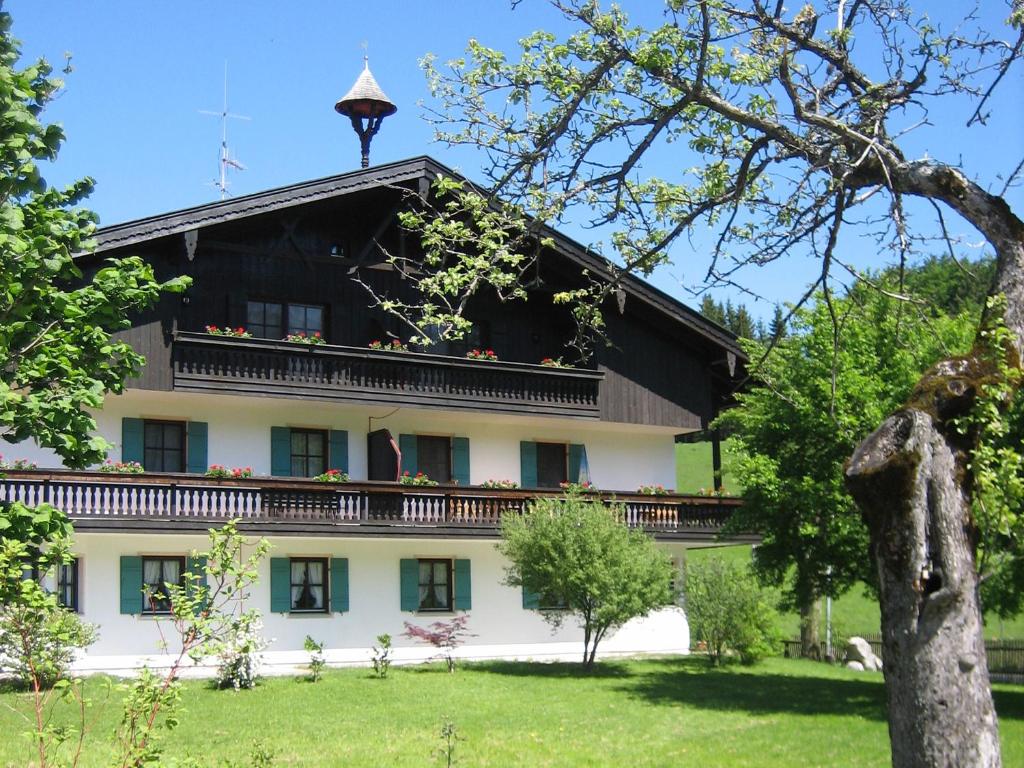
[171,332,603,419]
[0,470,747,542]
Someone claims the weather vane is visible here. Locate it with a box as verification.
[334,46,397,169]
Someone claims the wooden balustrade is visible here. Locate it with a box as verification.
[172,332,603,418]
[0,470,740,538]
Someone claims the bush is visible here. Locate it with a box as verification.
[403,616,473,673]
[685,556,778,665]
[304,635,325,682]
[500,497,674,668]
[214,613,268,690]
[371,633,392,679]
[0,602,97,688]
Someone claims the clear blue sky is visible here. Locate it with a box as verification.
[7,1,1023,319]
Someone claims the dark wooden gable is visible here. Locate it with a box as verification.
[86,157,741,429]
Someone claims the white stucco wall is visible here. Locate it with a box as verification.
[68,532,689,674]
[9,389,682,492]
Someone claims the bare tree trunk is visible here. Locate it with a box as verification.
[799,596,822,659]
[842,161,1023,768]
[847,411,999,768]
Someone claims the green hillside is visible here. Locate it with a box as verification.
[686,545,1024,641]
[675,437,742,494]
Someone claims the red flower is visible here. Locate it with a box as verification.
[236,327,245,334]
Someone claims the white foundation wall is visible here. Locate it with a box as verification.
[9,389,681,492]
[69,532,689,674]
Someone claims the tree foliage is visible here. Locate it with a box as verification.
[685,555,778,665]
[719,272,977,615]
[0,12,187,468]
[500,495,674,668]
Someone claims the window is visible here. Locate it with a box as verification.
[418,559,452,612]
[142,556,184,615]
[247,300,283,339]
[288,303,323,337]
[57,559,79,612]
[144,421,185,473]
[291,429,326,477]
[538,591,569,611]
[290,558,328,612]
[26,555,79,612]
[535,442,567,488]
[246,300,325,340]
[417,436,452,483]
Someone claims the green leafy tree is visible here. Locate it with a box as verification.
[0,12,187,469]
[418,1,1023,760]
[500,495,674,669]
[720,286,976,654]
[0,13,191,766]
[685,555,778,665]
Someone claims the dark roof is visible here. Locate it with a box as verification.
[92,156,744,359]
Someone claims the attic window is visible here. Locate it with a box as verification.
[329,243,346,258]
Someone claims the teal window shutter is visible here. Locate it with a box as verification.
[454,559,472,610]
[270,557,291,612]
[399,434,417,476]
[400,558,419,611]
[520,441,538,488]
[452,437,470,486]
[568,443,588,484]
[122,418,144,465]
[330,557,349,612]
[186,422,208,474]
[522,585,541,610]
[270,427,292,477]
[329,430,349,473]
[119,556,143,615]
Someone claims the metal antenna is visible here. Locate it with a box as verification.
[200,62,250,199]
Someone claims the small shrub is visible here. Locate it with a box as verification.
[435,716,462,767]
[205,465,254,479]
[559,481,598,494]
[0,456,39,471]
[205,325,252,338]
[284,331,324,344]
[400,471,439,487]
[403,615,474,673]
[313,469,350,483]
[0,602,97,688]
[479,479,519,489]
[304,635,326,682]
[636,484,671,495]
[214,614,268,690]
[369,339,409,352]
[371,633,393,679]
[99,459,144,474]
[685,556,778,665]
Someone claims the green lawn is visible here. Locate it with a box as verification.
[675,438,743,494]
[687,545,1024,640]
[2,658,1022,767]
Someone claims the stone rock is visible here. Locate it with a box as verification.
[846,660,865,672]
[845,636,883,672]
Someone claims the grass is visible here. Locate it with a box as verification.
[675,438,742,494]
[687,545,1024,641]
[1,658,1021,767]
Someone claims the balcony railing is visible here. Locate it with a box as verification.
[172,332,603,419]
[0,470,742,539]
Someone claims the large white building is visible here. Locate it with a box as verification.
[2,156,748,673]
